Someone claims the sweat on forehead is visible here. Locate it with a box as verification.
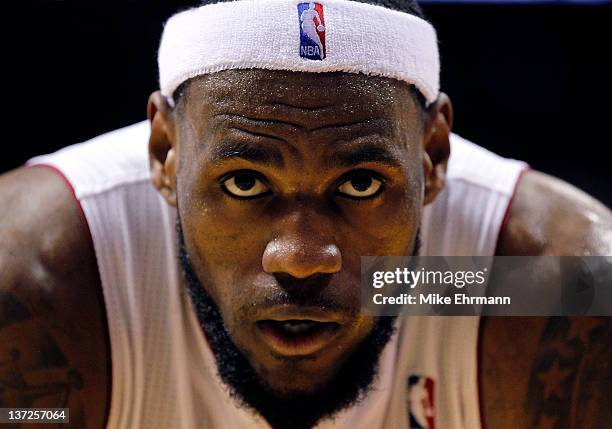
[174,69,421,118]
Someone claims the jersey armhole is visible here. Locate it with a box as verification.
[24,162,114,429]
[493,165,531,253]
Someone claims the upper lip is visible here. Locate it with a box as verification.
[256,305,350,325]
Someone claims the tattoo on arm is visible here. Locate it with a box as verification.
[0,289,86,428]
[526,317,611,429]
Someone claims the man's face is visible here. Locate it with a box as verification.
[173,70,424,394]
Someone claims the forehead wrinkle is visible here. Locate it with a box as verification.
[210,99,384,133]
[213,112,305,133]
[211,113,304,159]
[267,100,337,112]
[308,118,398,152]
[226,126,286,144]
[309,117,393,134]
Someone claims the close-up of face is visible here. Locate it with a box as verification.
[148,68,451,427]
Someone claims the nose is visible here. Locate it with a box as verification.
[262,239,342,279]
[262,210,342,279]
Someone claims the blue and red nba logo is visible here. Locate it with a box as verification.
[407,375,436,429]
[297,2,326,60]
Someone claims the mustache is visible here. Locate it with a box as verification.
[258,272,351,308]
[234,282,357,318]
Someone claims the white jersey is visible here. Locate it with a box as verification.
[27,121,527,429]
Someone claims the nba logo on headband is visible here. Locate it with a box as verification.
[298,2,326,60]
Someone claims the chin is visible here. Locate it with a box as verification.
[236,316,374,394]
[248,351,349,396]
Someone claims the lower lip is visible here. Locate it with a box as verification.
[255,320,342,357]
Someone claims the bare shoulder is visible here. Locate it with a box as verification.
[496,169,612,256]
[0,166,109,428]
[482,171,611,428]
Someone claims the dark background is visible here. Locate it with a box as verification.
[8,0,612,206]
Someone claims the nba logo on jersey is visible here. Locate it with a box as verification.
[297,2,326,60]
[407,375,436,429]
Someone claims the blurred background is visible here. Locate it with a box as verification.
[7,0,612,206]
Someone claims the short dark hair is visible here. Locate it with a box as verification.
[173,0,429,112]
[340,0,425,17]
[198,0,425,16]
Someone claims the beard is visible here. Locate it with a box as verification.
[177,215,420,429]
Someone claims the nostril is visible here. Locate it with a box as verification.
[273,272,333,292]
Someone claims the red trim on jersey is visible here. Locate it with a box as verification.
[31,164,93,243]
[494,165,531,252]
[25,163,113,428]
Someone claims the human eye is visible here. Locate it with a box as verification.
[220,170,271,199]
[336,170,384,199]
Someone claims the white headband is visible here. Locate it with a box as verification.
[158,0,440,104]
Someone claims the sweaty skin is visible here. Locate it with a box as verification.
[1,69,611,428]
[148,70,447,394]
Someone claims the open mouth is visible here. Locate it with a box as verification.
[256,319,342,357]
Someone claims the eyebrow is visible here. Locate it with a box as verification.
[210,140,403,171]
[329,144,404,169]
[209,140,284,168]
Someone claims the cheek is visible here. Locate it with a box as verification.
[178,192,271,319]
[337,185,421,256]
